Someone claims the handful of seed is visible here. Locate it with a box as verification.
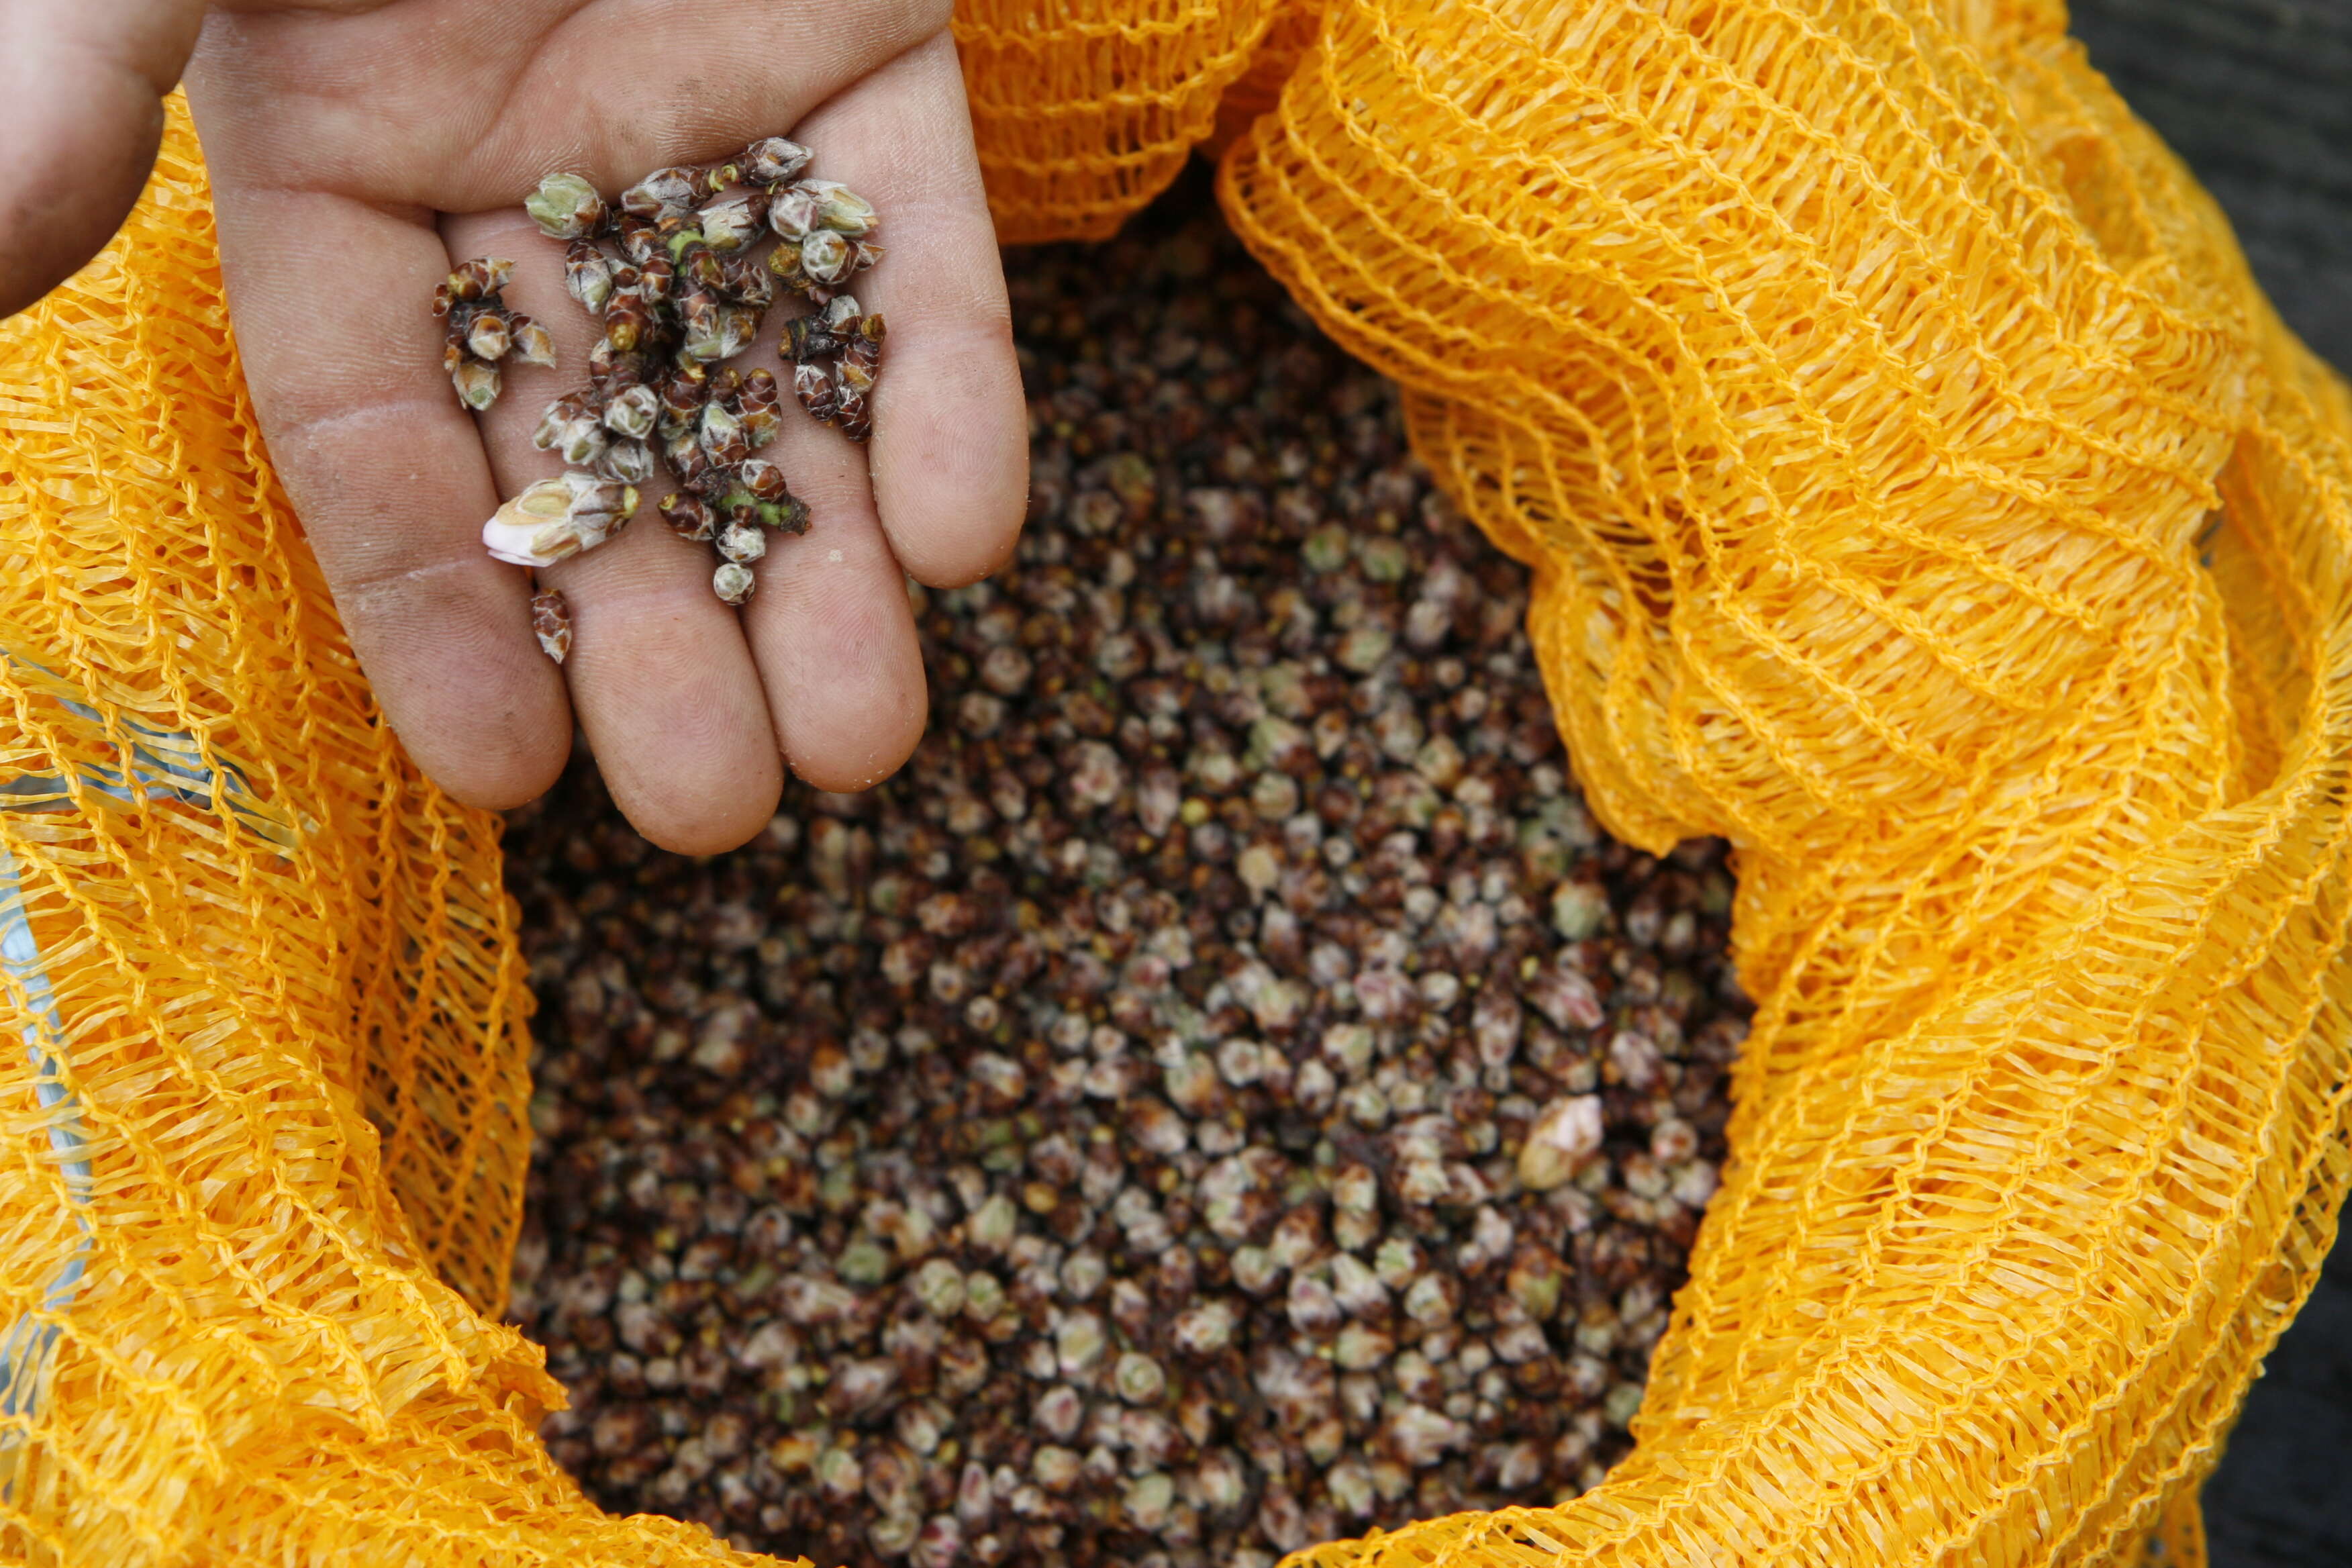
[446,138,889,658]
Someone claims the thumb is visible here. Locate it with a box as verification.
[0,0,209,319]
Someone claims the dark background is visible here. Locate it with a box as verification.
[2063,1,2351,1561]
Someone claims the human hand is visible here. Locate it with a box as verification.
[183,0,1026,852]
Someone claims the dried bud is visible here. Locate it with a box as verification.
[603,383,660,441]
[596,436,656,486]
[442,341,463,375]
[835,384,872,443]
[526,172,608,240]
[482,473,637,567]
[446,256,513,301]
[742,136,812,185]
[718,520,768,565]
[734,458,790,504]
[767,242,810,295]
[737,368,783,448]
[677,240,726,293]
[700,400,750,466]
[716,305,763,361]
[714,561,756,605]
[799,179,878,236]
[616,215,661,268]
[587,337,648,393]
[851,237,885,274]
[664,429,713,489]
[763,495,812,535]
[783,314,840,364]
[509,317,558,369]
[801,229,854,287]
[465,311,512,361]
[452,358,501,411]
[430,281,452,318]
[658,491,718,542]
[656,365,709,438]
[530,589,573,664]
[532,393,609,468]
[695,193,765,252]
[636,251,675,305]
[722,251,777,309]
[620,166,701,219]
[767,184,822,242]
[679,287,725,362]
[794,360,838,424]
[603,293,650,354]
[1519,1095,1604,1191]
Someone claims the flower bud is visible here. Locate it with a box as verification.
[800,230,854,287]
[734,458,790,503]
[442,342,463,376]
[482,473,637,567]
[603,292,650,354]
[852,238,885,275]
[635,251,675,305]
[602,383,660,441]
[793,360,838,424]
[679,288,726,362]
[822,295,863,330]
[664,429,713,489]
[452,359,501,411]
[530,589,573,664]
[696,193,765,252]
[447,257,513,301]
[510,316,557,369]
[767,185,822,242]
[532,393,609,468]
[737,369,782,450]
[722,252,776,310]
[615,215,661,268]
[742,136,812,186]
[596,436,656,485]
[620,166,701,219]
[465,311,511,361]
[656,367,708,439]
[699,400,749,466]
[587,337,648,393]
[658,491,717,542]
[836,385,872,443]
[718,521,768,565]
[526,173,608,240]
[717,305,762,361]
[799,179,878,237]
[714,562,756,605]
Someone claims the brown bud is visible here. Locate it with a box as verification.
[794,360,838,424]
[564,239,616,315]
[603,293,650,354]
[452,358,501,411]
[530,589,573,664]
[722,251,776,309]
[658,491,718,542]
[465,311,512,361]
[742,136,812,186]
[735,458,789,504]
[510,317,557,369]
[446,256,513,301]
[620,166,701,219]
[616,215,662,268]
[636,251,675,305]
[718,520,768,565]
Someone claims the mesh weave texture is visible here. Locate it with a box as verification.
[0,0,2344,1561]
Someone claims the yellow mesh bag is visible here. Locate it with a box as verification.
[0,0,2345,1562]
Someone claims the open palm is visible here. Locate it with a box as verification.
[183,0,1025,852]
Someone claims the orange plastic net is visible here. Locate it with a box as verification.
[0,0,2343,1561]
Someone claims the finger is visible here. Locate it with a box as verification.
[739,380,930,796]
[191,0,955,213]
[444,209,783,855]
[785,32,1027,587]
[197,183,571,809]
[0,0,207,317]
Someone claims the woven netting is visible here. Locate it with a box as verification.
[0,0,2343,1561]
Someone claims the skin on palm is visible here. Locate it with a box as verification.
[136,0,1030,854]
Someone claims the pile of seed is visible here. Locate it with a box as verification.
[503,176,1748,1568]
